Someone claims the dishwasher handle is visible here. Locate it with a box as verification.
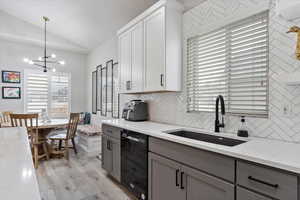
[124,135,145,143]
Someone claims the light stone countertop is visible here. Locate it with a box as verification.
[102,119,300,174]
[0,127,41,200]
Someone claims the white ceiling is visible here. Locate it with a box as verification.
[0,0,206,53]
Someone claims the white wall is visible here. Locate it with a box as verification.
[85,37,119,123]
[0,39,87,113]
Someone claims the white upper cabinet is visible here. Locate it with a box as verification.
[118,21,143,93]
[118,0,183,93]
[144,7,165,91]
[118,30,132,93]
[131,22,144,92]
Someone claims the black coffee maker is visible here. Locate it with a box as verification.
[122,100,149,121]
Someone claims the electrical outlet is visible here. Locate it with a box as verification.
[283,103,294,117]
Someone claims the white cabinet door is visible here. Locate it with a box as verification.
[119,30,132,93]
[144,7,165,91]
[131,21,144,92]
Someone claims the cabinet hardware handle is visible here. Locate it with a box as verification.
[107,140,110,150]
[180,171,185,189]
[160,74,164,87]
[107,140,112,151]
[126,81,131,90]
[175,169,179,187]
[248,176,279,188]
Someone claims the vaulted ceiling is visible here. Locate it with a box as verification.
[0,0,206,53]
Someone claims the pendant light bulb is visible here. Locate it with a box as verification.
[59,60,65,65]
[52,68,56,72]
[38,57,42,61]
[23,58,29,63]
[28,60,34,65]
[51,54,56,58]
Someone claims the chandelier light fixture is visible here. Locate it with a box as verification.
[23,16,65,72]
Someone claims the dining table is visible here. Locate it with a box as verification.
[37,118,69,129]
[35,119,69,157]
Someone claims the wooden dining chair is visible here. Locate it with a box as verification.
[10,113,49,168]
[0,111,13,128]
[48,113,80,160]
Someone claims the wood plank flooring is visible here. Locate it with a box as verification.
[36,152,135,200]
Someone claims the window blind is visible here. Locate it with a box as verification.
[187,12,269,117]
[25,73,49,113]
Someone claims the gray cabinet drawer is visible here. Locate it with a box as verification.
[102,124,121,139]
[237,187,274,200]
[237,161,297,200]
[149,137,235,182]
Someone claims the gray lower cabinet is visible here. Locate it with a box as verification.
[237,187,274,200]
[183,165,234,200]
[148,152,234,200]
[102,135,113,173]
[101,134,121,182]
[148,153,185,200]
[111,137,121,181]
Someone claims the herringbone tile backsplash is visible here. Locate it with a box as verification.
[120,0,300,143]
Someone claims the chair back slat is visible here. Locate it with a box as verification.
[0,111,13,125]
[66,113,80,140]
[10,114,39,143]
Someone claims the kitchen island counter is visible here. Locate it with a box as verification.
[0,127,41,200]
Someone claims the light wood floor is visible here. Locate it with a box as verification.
[36,152,135,200]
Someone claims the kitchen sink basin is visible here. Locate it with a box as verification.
[166,130,246,147]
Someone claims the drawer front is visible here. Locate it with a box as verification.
[237,187,274,200]
[237,161,297,200]
[149,137,235,182]
[102,124,121,139]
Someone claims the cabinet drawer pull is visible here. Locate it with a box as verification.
[175,169,179,187]
[160,74,164,87]
[248,176,279,189]
[107,140,110,150]
[180,171,185,189]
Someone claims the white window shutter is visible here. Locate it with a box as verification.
[50,73,70,118]
[187,11,269,117]
[25,73,49,114]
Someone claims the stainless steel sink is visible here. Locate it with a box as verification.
[166,130,246,147]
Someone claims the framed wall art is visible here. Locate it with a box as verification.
[2,71,21,83]
[92,70,97,114]
[96,65,102,112]
[2,87,21,99]
[101,65,107,116]
[112,62,119,118]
